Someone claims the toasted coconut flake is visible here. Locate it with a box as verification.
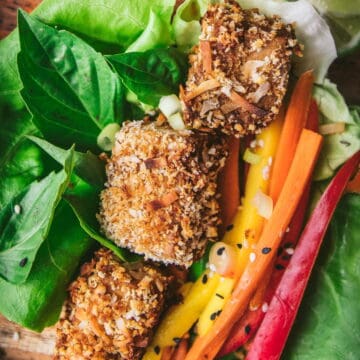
[200,40,213,74]
[184,79,221,101]
[247,37,287,61]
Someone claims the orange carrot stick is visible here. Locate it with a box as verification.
[173,338,189,360]
[269,71,314,202]
[184,129,323,360]
[218,136,240,234]
[161,346,174,360]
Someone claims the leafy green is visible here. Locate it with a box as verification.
[284,194,360,359]
[28,136,140,261]
[17,10,125,152]
[0,149,75,284]
[313,79,360,180]
[0,201,94,331]
[64,177,140,262]
[107,47,188,107]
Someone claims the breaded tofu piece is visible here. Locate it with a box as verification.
[181,0,300,136]
[54,249,173,360]
[97,121,227,268]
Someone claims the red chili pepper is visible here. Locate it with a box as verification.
[245,150,360,360]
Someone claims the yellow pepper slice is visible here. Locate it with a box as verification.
[196,114,283,336]
[143,270,220,360]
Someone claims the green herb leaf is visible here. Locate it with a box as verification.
[107,47,187,107]
[17,10,125,151]
[0,201,94,331]
[64,177,140,262]
[0,148,75,284]
[28,135,106,190]
[285,194,360,359]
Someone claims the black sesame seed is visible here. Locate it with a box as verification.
[275,264,285,270]
[245,324,251,334]
[19,257,28,267]
[210,312,217,320]
[173,337,181,345]
[202,274,208,284]
[154,345,160,354]
[340,140,351,147]
[277,246,283,256]
[261,247,271,254]
[217,247,225,256]
[226,224,234,231]
[237,243,243,249]
[215,293,224,299]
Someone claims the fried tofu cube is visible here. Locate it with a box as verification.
[181,0,300,136]
[54,249,173,360]
[97,121,227,268]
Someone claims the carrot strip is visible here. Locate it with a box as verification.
[173,338,189,360]
[183,79,220,101]
[161,347,174,360]
[269,71,314,202]
[184,129,323,360]
[218,136,240,235]
[200,40,212,74]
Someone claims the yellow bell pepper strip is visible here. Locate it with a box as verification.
[196,114,283,336]
[142,270,220,360]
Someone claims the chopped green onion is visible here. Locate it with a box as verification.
[168,112,186,131]
[243,148,261,165]
[97,123,121,151]
[159,94,182,118]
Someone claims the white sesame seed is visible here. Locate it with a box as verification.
[249,252,256,262]
[268,156,273,166]
[261,302,269,313]
[258,139,265,148]
[209,264,217,272]
[262,165,270,180]
[286,227,290,233]
[285,248,294,255]
[14,204,21,215]
[250,140,257,149]
[243,239,249,248]
[12,332,20,341]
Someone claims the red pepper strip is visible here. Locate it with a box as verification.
[245,150,360,360]
[306,99,319,132]
[218,181,311,356]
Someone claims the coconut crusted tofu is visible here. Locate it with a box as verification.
[97,120,227,268]
[181,0,301,136]
[54,249,173,360]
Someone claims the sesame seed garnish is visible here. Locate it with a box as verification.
[250,140,257,148]
[237,243,243,249]
[226,224,234,231]
[217,247,225,256]
[261,247,271,254]
[245,324,251,334]
[285,227,290,233]
[216,293,224,299]
[202,274,208,284]
[243,239,249,248]
[154,345,160,354]
[262,165,270,180]
[268,156,273,166]
[285,247,294,255]
[275,264,285,270]
[14,204,21,215]
[249,252,256,262]
[258,140,264,148]
[209,264,217,272]
[261,302,269,313]
[19,257,28,267]
[210,310,222,320]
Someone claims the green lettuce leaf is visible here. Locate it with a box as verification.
[313,79,360,180]
[284,194,360,359]
[17,10,125,152]
[0,148,74,284]
[0,201,94,331]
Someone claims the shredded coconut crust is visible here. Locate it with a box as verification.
[181,0,301,136]
[54,249,173,360]
[97,121,227,268]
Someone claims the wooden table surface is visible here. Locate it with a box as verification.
[0,2,359,360]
